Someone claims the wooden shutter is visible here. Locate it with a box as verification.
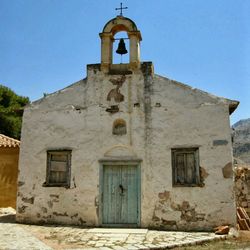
[172,148,199,186]
[186,152,195,184]
[176,153,185,184]
[46,150,71,187]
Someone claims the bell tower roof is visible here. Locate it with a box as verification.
[102,16,141,40]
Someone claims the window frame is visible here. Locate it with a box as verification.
[172,148,200,187]
[45,150,71,188]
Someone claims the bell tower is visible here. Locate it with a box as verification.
[99,12,142,73]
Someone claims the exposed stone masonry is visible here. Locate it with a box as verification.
[235,165,250,216]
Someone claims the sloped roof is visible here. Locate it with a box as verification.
[0,134,20,148]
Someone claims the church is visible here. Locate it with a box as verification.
[16,12,239,231]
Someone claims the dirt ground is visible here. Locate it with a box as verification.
[1,208,250,249]
[173,231,250,250]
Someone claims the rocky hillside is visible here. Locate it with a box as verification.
[233,118,250,164]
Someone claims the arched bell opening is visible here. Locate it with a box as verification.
[99,16,142,72]
[113,31,130,65]
[109,24,130,36]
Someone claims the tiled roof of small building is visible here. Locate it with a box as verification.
[0,134,20,148]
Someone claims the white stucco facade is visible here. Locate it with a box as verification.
[16,16,238,231]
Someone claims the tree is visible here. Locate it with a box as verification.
[0,85,29,139]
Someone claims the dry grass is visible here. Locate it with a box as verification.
[173,231,250,250]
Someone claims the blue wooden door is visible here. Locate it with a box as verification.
[102,165,139,226]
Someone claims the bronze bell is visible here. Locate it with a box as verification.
[116,38,128,55]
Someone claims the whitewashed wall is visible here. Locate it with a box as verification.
[16,63,236,230]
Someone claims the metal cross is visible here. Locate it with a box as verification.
[115,3,128,16]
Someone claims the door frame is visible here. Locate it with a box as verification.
[98,158,142,228]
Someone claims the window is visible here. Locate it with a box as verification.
[45,150,71,187]
[172,148,200,187]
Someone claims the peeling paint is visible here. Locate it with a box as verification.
[161,219,176,226]
[47,201,53,208]
[106,105,119,113]
[17,191,24,197]
[41,207,47,213]
[53,212,68,217]
[18,181,25,187]
[50,194,59,199]
[95,196,99,218]
[79,218,86,225]
[178,201,205,223]
[70,213,78,219]
[72,176,77,188]
[22,197,34,204]
[200,167,209,180]
[152,193,206,230]
[152,211,160,222]
[222,162,233,178]
[18,206,27,214]
[49,194,59,203]
[158,191,170,200]
[158,191,170,204]
[42,215,52,220]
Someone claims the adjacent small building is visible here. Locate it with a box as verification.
[16,15,239,231]
[0,134,20,208]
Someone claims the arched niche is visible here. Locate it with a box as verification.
[104,144,137,158]
[112,119,127,135]
[99,16,142,72]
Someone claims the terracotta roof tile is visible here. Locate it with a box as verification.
[0,134,20,148]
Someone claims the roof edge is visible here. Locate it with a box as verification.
[0,134,20,148]
[228,100,239,115]
[28,78,87,106]
[102,15,138,33]
[155,74,239,115]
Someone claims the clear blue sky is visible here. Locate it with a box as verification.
[0,0,249,124]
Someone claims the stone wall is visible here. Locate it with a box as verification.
[235,165,250,216]
[0,147,19,208]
